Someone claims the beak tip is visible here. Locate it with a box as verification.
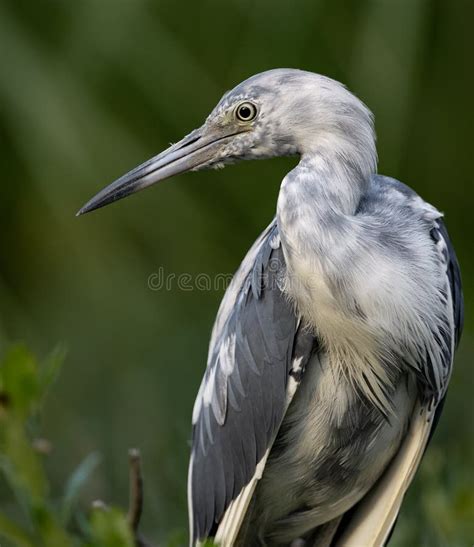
[76,201,98,217]
[76,125,215,218]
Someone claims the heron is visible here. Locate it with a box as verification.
[78,69,463,546]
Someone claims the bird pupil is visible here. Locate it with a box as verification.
[240,106,251,119]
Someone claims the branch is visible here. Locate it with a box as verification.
[127,448,152,547]
[91,449,154,547]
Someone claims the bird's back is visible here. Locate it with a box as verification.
[235,174,462,545]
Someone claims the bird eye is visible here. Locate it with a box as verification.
[235,102,258,122]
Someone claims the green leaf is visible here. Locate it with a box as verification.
[88,507,134,547]
[0,421,48,509]
[0,345,40,419]
[38,345,66,403]
[0,512,35,547]
[61,451,102,525]
[30,504,74,547]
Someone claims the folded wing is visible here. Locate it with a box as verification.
[188,220,316,543]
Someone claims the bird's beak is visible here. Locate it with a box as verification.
[77,124,237,215]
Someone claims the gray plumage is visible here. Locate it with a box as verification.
[78,69,463,546]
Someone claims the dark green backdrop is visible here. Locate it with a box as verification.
[0,0,472,544]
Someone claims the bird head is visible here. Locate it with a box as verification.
[77,69,376,215]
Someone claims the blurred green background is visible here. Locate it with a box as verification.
[0,0,472,544]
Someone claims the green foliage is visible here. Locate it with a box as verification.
[0,345,134,547]
[61,452,102,527]
[85,508,134,547]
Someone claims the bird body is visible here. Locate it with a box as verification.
[243,342,416,543]
[79,69,463,546]
[235,172,447,544]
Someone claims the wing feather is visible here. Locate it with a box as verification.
[189,220,316,543]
